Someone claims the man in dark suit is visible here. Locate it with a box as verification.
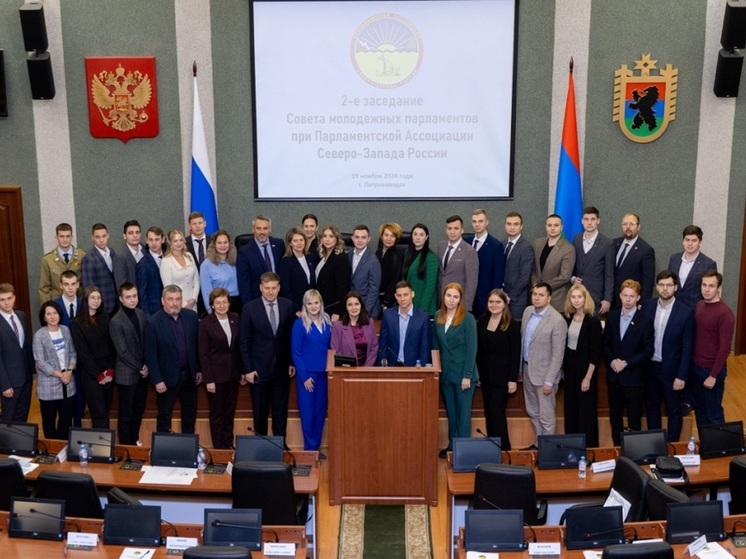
[502,212,535,319]
[54,270,86,427]
[113,220,144,290]
[237,215,285,304]
[144,284,201,433]
[437,215,479,311]
[377,281,432,366]
[667,225,717,309]
[239,272,295,441]
[464,209,504,317]
[0,283,34,421]
[185,212,208,316]
[349,225,382,318]
[110,283,149,445]
[613,212,656,304]
[641,270,693,442]
[136,226,165,317]
[81,223,118,314]
[604,279,655,445]
[572,206,614,315]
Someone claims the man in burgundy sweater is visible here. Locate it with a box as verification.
[691,270,735,429]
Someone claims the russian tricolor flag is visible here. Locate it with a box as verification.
[190,67,218,236]
[554,59,583,241]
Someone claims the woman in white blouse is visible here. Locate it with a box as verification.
[160,229,200,310]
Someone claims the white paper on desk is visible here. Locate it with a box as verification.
[693,541,736,558]
[604,488,631,520]
[8,455,40,475]
[139,465,197,485]
[582,551,603,559]
[119,547,157,559]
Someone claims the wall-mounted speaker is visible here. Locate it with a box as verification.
[714,48,744,97]
[721,0,746,49]
[19,2,48,52]
[27,51,55,100]
[0,50,8,117]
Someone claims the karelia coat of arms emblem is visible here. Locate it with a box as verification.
[85,57,159,142]
[613,54,678,144]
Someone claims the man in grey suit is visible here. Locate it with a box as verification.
[0,283,34,421]
[110,283,149,445]
[531,214,575,312]
[667,225,717,309]
[349,225,382,318]
[81,223,118,314]
[521,282,567,444]
[502,212,534,319]
[113,220,144,290]
[437,215,479,311]
[572,206,614,315]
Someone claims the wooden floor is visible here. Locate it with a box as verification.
[27,353,746,558]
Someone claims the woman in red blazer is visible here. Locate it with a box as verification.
[330,291,379,366]
[198,288,242,448]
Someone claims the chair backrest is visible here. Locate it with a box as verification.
[184,546,251,559]
[645,479,689,521]
[730,456,746,514]
[601,541,673,559]
[474,463,541,524]
[0,458,29,510]
[107,487,143,506]
[609,456,650,522]
[35,470,103,518]
[232,461,299,525]
[234,234,253,251]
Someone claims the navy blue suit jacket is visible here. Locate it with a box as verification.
[502,235,534,318]
[239,296,294,379]
[53,296,82,328]
[377,306,432,366]
[666,251,717,308]
[0,311,34,391]
[641,298,694,382]
[464,233,505,317]
[136,252,164,317]
[613,236,656,301]
[278,254,316,313]
[144,309,200,387]
[236,237,285,304]
[603,308,654,386]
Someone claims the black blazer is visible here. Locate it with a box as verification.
[666,251,717,308]
[603,309,654,386]
[0,311,34,391]
[475,315,520,387]
[136,252,164,317]
[278,254,317,313]
[376,246,403,309]
[186,236,207,269]
[71,312,115,381]
[315,250,351,315]
[239,296,294,379]
[144,309,200,386]
[198,312,241,385]
[613,236,656,300]
[563,314,603,378]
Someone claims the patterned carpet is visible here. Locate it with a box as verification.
[338,504,432,559]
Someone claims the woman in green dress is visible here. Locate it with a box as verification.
[401,223,439,315]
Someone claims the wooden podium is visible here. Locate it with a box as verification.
[327,350,440,506]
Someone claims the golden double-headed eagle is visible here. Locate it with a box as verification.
[91,63,152,132]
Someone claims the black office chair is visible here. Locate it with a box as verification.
[601,541,673,559]
[234,234,253,251]
[107,487,143,506]
[560,456,649,524]
[645,479,689,521]
[729,456,746,514]
[473,463,548,525]
[34,470,103,518]
[183,546,251,559]
[0,458,30,510]
[232,461,307,525]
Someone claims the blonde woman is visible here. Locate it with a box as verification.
[160,229,199,310]
[315,225,350,317]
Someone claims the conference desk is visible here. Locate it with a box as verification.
[0,511,308,559]
[446,445,737,559]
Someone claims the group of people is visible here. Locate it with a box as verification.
[0,205,734,456]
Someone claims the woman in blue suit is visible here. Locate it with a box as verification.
[433,282,477,458]
[291,289,332,453]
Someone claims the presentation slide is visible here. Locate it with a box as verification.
[252,0,517,200]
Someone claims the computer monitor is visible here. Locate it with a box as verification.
[451,437,502,473]
[565,506,624,550]
[68,427,116,463]
[699,421,746,459]
[620,429,667,465]
[464,509,526,552]
[234,435,284,463]
[150,432,199,468]
[9,497,65,541]
[0,421,38,456]
[666,500,725,544]
[203,508,262,550]
[537,433,586,470]
[103,504,162,546]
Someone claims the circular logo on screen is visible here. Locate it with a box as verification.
[351,13,423,89]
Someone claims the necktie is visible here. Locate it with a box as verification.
[268,302,277,335]
[443,245,454,270]
[473,239,479,251]
[63,253,70,264]
[196,238,204,263]
[263,244,272,271]
[9,314,20,345]
[504,241,514,258]
[69,303,75,319]
[616,243,630,268]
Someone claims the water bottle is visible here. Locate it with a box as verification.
[578,455,587,479]
[79,444,88,468]
[687,436,697,455]
[415,360,422,368]
[197,447,207,471]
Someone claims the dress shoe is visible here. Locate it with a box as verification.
[438,448,449,459]
[681,402,694,416]
[521,444,538,451]
[318,452,327,460]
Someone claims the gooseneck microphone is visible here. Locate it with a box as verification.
[246,426,297,469]
[475,428,511,464]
